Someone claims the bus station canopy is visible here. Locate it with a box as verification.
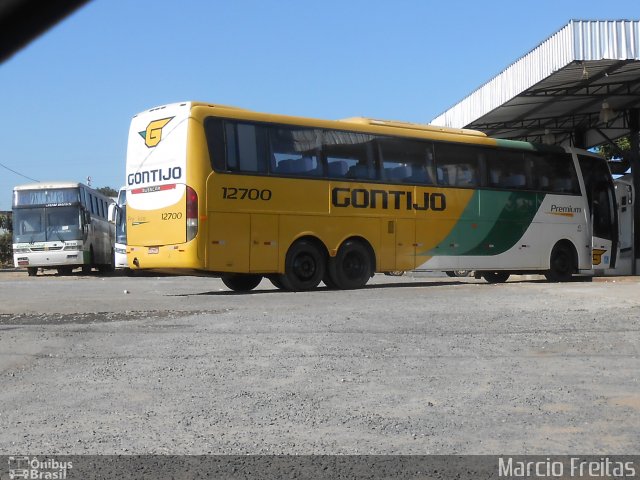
[431,20,640,150]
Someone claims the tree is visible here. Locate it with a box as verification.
[0,213,12,266]
[96,186,119,198]
[594,136,630,160]
[594,136,631,175]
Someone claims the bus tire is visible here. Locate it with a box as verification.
[57,267,73,276]
[27,267,38,276]
[481,271,510,283]
[221,274,263,292]
[545,242,575,282]
[328,239,373,290]
[280,240,325,291]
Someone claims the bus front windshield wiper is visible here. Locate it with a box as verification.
[47,226,65,243]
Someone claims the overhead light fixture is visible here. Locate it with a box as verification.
[542,129,555,145]
[599,101,615,124]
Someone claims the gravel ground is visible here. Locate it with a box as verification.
[0,269,639,455]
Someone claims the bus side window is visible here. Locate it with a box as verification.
[203,118,226,171]
[378,138,434,185]
[434,143,479,187]
[486,149,528,189]
[552,153,580,194]
[269,126,322,177]
[323,131,377,181]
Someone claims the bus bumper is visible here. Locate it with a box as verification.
[13,251,85,268]
[127,244,202,270]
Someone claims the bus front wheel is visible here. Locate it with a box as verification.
[27,267,38,277]
[545,243,575,282]
[221,274,263,292]
[327,240,373,290]
[279,240,325,291]
[481,271,510,283]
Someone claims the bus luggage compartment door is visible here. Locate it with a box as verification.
[207,212,250,272]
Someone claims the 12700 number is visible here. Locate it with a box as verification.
[222,187,272,201]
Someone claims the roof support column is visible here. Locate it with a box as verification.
[630,108,640,275]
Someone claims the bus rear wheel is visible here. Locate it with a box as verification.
[545,243,575,282]
[327,239,373,290]
[27,267,38,276]
[279,240,325,291]
[221,274,263,292]
[481,271,510,283]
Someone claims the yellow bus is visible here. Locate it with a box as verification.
[125,102,618,291]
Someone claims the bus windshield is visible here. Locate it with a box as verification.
[13,206,82,243]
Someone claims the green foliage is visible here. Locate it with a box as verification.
[96,186,119,198]
[0,213,12,231]
[0,233,11,265]
[594,136,631,160]
[0,213,13,266]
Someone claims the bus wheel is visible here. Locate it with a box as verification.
[221,274,263,292]
[545,243,575,282]
[280,240,325,291]
[57,267,73,276]
[328,239,373,290]
[481,271,510,283]
[27,267,38,277]
[446,270,472,278]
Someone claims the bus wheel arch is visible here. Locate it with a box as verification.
[221,274,263,292]
[327,236,375,290]
[279,236,327,291]
[545,240,577,282]
[480,271,510,283]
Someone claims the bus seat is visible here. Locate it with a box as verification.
[489,170,502,186]
[503,174,526,187]
[553,178,572,192]
[409,166,431,184]
[328,161,348,177]
[276,159,296,173]
[295,156,315,173]
[347,164,370,179]
[390,165,411,181]
[539,176,550,190]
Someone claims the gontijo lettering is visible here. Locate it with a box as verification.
[331,187,446,211]
[127,167,182,185]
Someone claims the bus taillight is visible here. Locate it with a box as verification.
[186,186,198,241]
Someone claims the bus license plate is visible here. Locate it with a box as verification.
[148,247,159,254]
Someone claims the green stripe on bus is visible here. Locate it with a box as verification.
[421,190,545,256]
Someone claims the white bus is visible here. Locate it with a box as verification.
[12,182,115,276]
[113,186,128,270]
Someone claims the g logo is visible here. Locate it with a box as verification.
[592,248,607,265]
[139,117,173,148]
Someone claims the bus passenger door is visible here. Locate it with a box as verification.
[250,214,279,272]
[207,213,250,272]
[591,180,618,269]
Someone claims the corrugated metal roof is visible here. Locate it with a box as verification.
[431,20,640,148]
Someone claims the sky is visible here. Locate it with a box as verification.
[0,0,637,211]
